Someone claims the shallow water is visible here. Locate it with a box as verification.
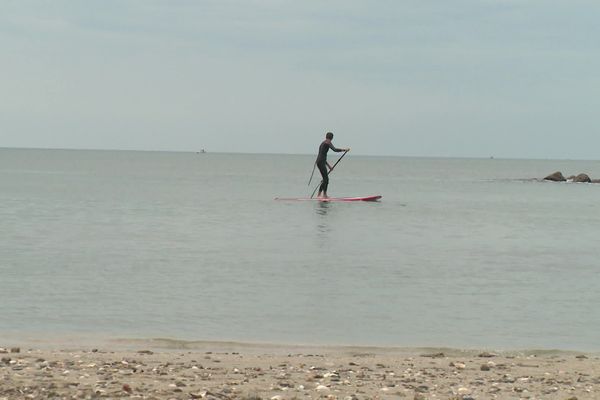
[2,149,600,350]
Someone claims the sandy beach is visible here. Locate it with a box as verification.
[1,341,599,400]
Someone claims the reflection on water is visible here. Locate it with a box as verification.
[315,201,330,216]
[315,201,331,236]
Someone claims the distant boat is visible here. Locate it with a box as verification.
[197,149,206,154]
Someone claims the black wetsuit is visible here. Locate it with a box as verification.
[316,140,343,194]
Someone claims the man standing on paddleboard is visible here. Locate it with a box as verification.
[316,132,350,198]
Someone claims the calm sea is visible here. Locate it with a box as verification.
[2,148,600,350]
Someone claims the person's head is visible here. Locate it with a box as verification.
[326,132,334,140]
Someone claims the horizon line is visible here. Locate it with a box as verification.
[1,145,598,162]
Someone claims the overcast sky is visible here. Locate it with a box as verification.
[1,1,599,158]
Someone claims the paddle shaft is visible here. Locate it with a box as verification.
[307,160,317,186]
[310,150,349,198]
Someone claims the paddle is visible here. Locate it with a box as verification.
[310,150,349,198]
[307,160,317,186]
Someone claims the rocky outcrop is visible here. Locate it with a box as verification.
[544,171,566,182]
[544,171,598,183]
[573,173,591,183]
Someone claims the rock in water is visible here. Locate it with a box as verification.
[573,173,591,183]
[544,171,566,182]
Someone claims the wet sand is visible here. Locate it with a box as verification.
[1,341,599,399]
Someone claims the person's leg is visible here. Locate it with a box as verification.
[317,162,328,198]
[321,169,329,198]
[319,180,329,198]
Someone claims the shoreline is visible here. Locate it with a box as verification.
[2,340,600,399]
[2,334,598,356]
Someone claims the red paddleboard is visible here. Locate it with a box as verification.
[275,195,382,202]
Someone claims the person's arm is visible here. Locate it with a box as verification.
[328,142,347,153]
